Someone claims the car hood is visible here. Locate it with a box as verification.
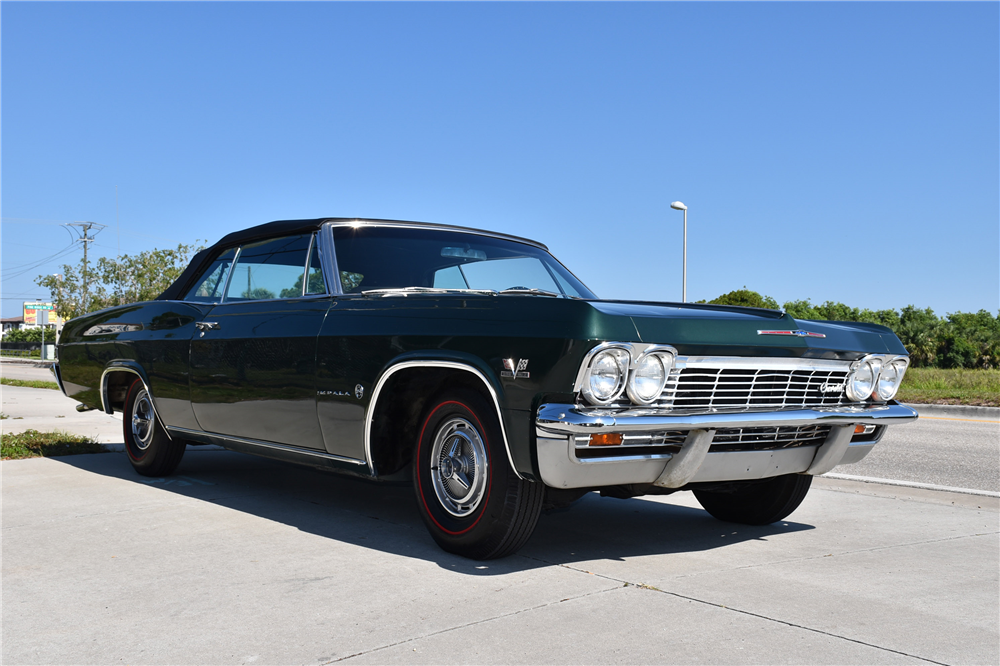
[588,300,906,358]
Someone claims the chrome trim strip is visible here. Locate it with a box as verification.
[319,222,343,294]
[100,365,172,441]
[218,245,241,304]
[676,356,853,372]
[167,426,367,465]
[536,401,919,435]
[301,233,315,297]
[365,360,522,479]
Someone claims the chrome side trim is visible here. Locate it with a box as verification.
[100,365,172,441]
[365,360,522,479]
[167,426,366,466]
[536,401,919,435]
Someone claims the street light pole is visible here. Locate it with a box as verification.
[670,201,688,302]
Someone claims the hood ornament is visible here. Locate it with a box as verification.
[757,329,826,339]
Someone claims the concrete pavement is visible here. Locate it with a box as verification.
[2,449,997,665]
[3,363,999,664]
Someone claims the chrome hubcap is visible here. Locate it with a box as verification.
[430,417,488,517]
[131,389,154,451]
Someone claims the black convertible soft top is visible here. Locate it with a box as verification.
[156,217,547,301]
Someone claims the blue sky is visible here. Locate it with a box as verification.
[3,2,997,320]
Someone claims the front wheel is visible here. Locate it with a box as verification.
[693,474,812,525]
[413,390,543,559]
[123,378,186,477]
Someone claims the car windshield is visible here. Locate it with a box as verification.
[330,225,596,298]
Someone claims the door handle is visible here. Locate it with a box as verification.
[195,321,220,331]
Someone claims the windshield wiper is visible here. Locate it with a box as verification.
[497,288,565,298]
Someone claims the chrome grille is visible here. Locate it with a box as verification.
[710,424,831,451]
[574,424,831,460]
[592,356,863,413]
[664,367,852,411]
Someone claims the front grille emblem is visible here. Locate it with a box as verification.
[757,329,826,338]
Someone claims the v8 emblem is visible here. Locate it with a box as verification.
[502,358,530,379]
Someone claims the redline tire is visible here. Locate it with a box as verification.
[123,379,186,477]
[693,473,813,525]
[413,390,543,559]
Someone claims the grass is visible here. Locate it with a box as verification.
[1,429,105,460]
[0,377,60,390]
[897,368,1000,407]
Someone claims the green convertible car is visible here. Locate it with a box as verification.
[54,218,918,559]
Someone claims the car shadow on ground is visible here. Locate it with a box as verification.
[51,447,814,576]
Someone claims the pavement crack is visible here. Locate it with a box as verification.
[633,586,949,666]
[521,554,951,666]
[323,585,620,663]
[666,530,1000,581]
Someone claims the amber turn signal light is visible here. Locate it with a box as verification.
[854,425,866,434]
[589,433,624,446]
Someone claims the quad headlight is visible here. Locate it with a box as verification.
[845,357,880,402]
[582,348,630,405]
[626,350,675,405]
[580,344,676,406]
[876,357,909,401]
[845,354,909,402]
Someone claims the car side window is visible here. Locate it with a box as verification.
[225,234,312,302]
[182,247,237,303]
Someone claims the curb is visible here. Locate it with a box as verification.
[903,403,999,421]
[0,358,55,368]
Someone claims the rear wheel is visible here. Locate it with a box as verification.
[123,378,186,477]
[693,474,812,525]
[413,390,543,559]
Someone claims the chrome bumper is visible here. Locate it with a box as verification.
[534,402,917,490]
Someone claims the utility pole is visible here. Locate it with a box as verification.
[64,222,106,314]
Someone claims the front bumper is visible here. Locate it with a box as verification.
[535,402,918,490]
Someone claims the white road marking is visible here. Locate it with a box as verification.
[822,473,1000,498]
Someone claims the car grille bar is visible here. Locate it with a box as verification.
[663,367,853,411]
[574,424,833,459]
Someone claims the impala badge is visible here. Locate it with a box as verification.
[502,358,530,379]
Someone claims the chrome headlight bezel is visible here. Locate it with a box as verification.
[846,355,882,402]
[876,356,909,401]
[580,345,631,405]
[626,347,676,405]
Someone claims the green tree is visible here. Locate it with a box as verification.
[700,288,779,310]
[35,243,204,320]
